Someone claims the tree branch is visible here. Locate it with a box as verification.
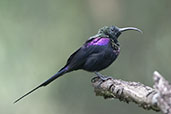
[91,71,171,113]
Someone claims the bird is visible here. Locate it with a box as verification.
[14,26,142,103]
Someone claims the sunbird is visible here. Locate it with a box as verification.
[14,26,142,103]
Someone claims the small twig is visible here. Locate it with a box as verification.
[91,71,171,113]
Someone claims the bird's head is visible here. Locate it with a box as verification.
[98,26,142,45]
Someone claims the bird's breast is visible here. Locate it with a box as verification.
[110,40,120,56]
[113,46,120,55]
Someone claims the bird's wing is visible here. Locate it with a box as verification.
[64,38,102,71]
[66,48,81,65]
[66,38,97,64]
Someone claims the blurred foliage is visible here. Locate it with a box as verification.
[0,0,171,114]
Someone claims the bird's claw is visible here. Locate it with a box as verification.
[98,75,112,81]
[91,75,112,89]
[91,77,100,83]
[94,72,112,81]
[91,72,113,89]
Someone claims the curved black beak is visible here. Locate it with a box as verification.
[119,27,143,34]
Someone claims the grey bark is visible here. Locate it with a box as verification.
[91,71,171,114]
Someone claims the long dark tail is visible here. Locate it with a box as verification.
[14,67,68,104]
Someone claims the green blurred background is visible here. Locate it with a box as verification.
[0,0,171,114]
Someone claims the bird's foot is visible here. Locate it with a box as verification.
[91,72,113,89]
[94,72,112,81]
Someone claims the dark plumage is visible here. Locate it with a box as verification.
[14,26,142,103]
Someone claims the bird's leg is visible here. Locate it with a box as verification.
[94,72,112,81]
